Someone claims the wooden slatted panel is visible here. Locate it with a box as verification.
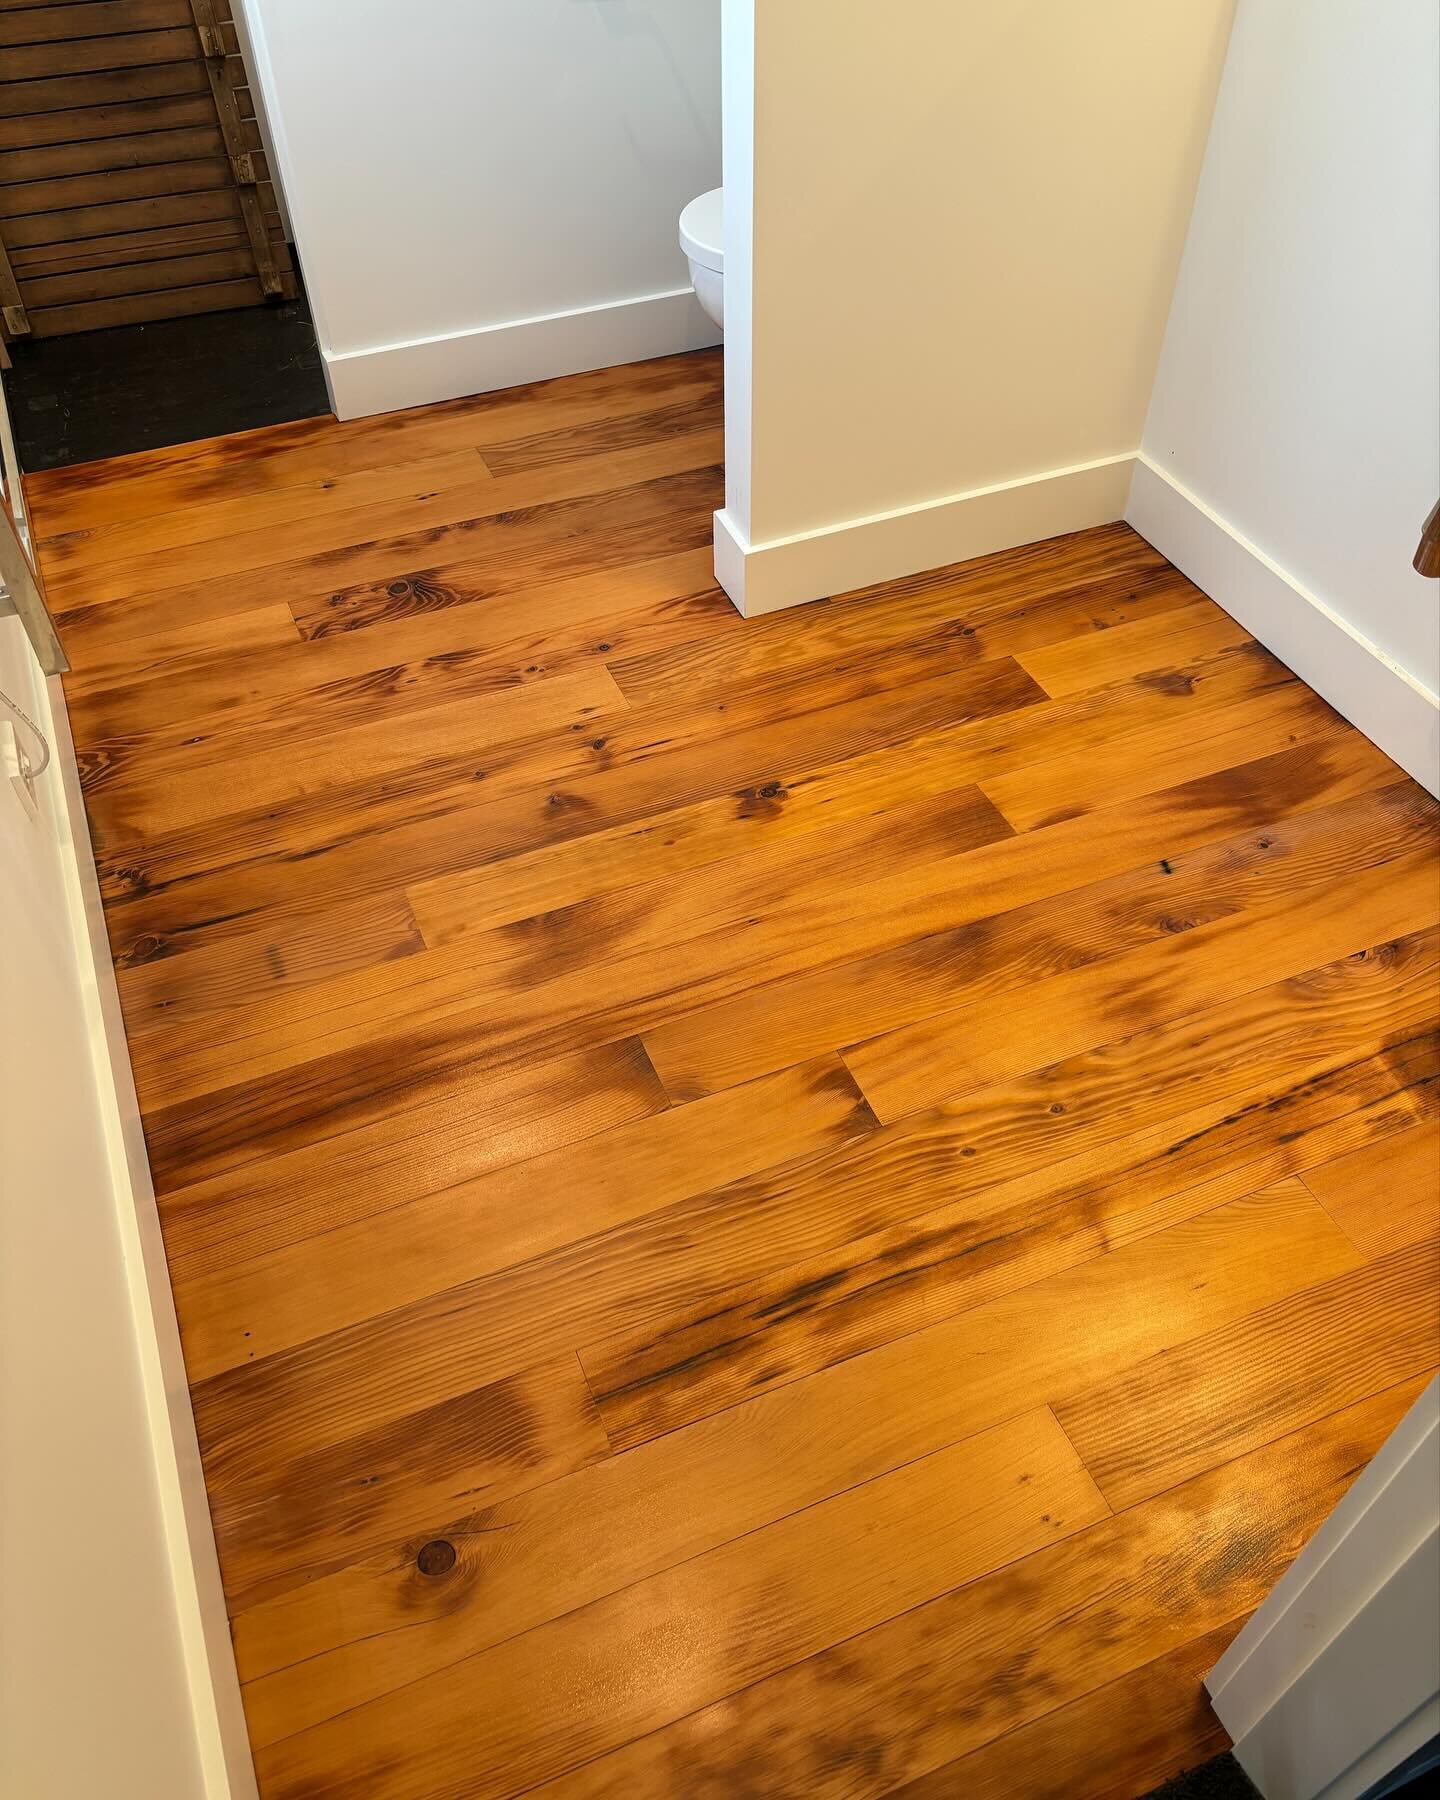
[0,122,227,183]
[0,186,249,249]
[0,2,194,44]
[4,28,199,79]
[10,215,279,278]
[0,0,293,334]
[0,65,209,117]
[0,90,215,149]
[26,275,264,334]
[0,158,243,218]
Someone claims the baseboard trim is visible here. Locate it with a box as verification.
[712,454,1135,617]
[1127,455,1440,796]
[324,287,722,420]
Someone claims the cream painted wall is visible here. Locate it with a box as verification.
[1130,0,1439,793]
[238,0,722,417]
[718,0,1234,613]
[0,618,252,1797]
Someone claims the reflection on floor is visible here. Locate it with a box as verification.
[29,346,1440,1800]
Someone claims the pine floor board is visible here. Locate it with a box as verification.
[1302,1114,1440,1256]
[38,348,1440,1800]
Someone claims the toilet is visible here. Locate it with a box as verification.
[679,188,724,331]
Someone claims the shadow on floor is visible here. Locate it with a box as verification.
[3,291,331,472]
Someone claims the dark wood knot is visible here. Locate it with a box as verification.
[416,1539,457,1577]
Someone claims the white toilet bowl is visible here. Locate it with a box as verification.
[679,187,724,331]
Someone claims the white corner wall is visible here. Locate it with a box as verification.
[238,0,722,419]
[1129,0,1440,796]
[717,0,1236,615]
[0,620,254,1800]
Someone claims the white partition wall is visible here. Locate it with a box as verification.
[716,0,1235,616]
[239,0,723,418]
[1129,0,1440,795]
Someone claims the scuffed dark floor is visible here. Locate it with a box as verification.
[3,289,329,472]
[1144,1753,1260,1800]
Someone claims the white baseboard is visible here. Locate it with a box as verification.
[44,679,258,1800]
[324,287,722,421]
[712,454,1136,618]
[1127,455,1440,797]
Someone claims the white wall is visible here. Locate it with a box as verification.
[239,0,722,418]
[717,0,1235,614]
[0,618,253,1798]
[1129,0,1440,795]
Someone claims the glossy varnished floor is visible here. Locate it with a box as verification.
[34,349,1440,1800]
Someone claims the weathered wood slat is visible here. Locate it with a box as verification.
[3,27,199,80]
[0,1,192,46]
[0,121,223,184]
[0,63,208,117]
[27,273,261,334]
[0,90,215,149]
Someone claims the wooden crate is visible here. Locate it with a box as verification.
[0,0,296,340]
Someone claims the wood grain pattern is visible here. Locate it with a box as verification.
[1055,1239,1440,1508]
[37,351,1439,1800]
[255,1408,1109,1799]
[524,1382,1427,1800]
[1302,1115,1440,1256]
[229,1181,1369,1751]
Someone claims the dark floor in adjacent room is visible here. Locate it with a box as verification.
[3,292,330,472]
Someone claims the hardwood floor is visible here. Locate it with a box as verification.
[33,346,1440,1800]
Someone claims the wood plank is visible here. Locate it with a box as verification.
[111,717,1025,1114]
[585,1024,1439,1454]
[114,886,424,1026]
[157,1038,672,1284]
[23,243,254,307]
[1302,1116,1440,1256]
[87,659,629,840]
[58,598,299,703]
[1016,601,1254,695]
[100,624,1240,921]
[0,155,231,218]
[608,540,1189,709]
[41,427,723,610]
[0,121,222,184]
[24,350,721,536]
[49,456,718,650]
[0,2,191,45]
[887,1625,1236,1800]
[175,1055,876,1381]
[845,839,1439,1122]
[517,1382,1424,1800]
[1055,1239,1440,1509]
[235,1186,1352,1762]
[189,931,1438,1514]
[0,62,208,117]
[13,219,260,280]
[0,26,197,79]
[981,675,1343,832]
[0,184,240,248]
[124,732,1399,1186]
[25,272,261,334]
[0,89,215,150]
[39,444,492,572]
[216,1355,611,1610]
[255,1409,1109,1797]
[642,770,1423,1101]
